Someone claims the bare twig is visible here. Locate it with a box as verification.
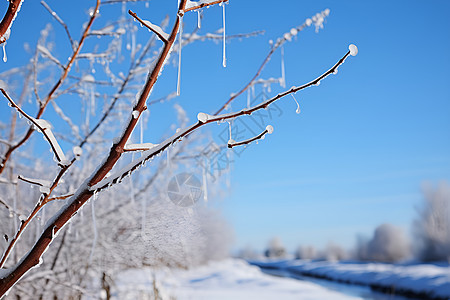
[228,125,273,148]
[1,89,68,165]
[40,1,74,48]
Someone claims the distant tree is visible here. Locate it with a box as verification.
[294,245,317,260]
[355,224,410,263]
[264,237,287,258]
[321,242,347,261]
[413,182,450,262]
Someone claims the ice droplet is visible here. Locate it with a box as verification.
[266,125,274,134]
[305,18,312,26]
[132,110,140,119]
[349,44,358,56]
[291,94,301,114]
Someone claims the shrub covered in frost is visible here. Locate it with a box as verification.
[413,182,450,262]
[264,237,287,258]
[355,223,410,262]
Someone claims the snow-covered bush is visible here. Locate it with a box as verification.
[321,242,347,261]
[264,237,287,258]
[294,245,317,260]
[413,182,450,262]
[355,223,410,263]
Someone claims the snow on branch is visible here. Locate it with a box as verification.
[123,143,158,152]
[182,0,228,15]
[129,10,169,43]
[228,125,273,149]
[17,175,52,194]
[0,89,68,166]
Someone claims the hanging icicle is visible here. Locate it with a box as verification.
[291,94,301,114]
[197,10,202,29]
[202,159,208,202]
[221,2,226,67]
[280,45,286,88]
[176,15,183,95]
[247,88,251,109]
[88,193,98,264]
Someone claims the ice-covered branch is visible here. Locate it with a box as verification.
[228,125,273,149]
[40,1,74,48]
[182,0,228,15]
[214,8,330,115]
[129,10,169,43]
[0,0,24,44]
[0,89,68,165]
[89,46,356,194]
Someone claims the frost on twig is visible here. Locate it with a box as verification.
[228,125,273,149]
[17,175,51,194]
[129,10,169,43]
[0,89,68,165]
[182,0,228,14]
[37,45,65,70]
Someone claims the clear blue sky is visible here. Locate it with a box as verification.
[1,1,449,253]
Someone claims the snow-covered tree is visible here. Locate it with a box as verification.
[356,223,410,263]
[413,182,450,262]
[0,0,357,297]
[264,237,287,258]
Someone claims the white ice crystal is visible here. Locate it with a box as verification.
[349,44,358,56]
[266,125,274,134]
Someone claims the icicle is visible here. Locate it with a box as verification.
[88,193,98,264]
[141,196,147,238]
[228,121,232,141]
[176,16,183,96]
[221,2,226,67]
[291,94,301,114]
[280,45,286,88]
[167,146,170,169]
[197,10,201,29]
[247,89,251,109]
[140,112,144,144]
[202,160,208,202]
[2,43,7,63]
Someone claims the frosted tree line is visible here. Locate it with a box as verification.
[0,0,357,298]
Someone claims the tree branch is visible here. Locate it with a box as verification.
[0,0,24,44]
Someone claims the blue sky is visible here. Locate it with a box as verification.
[1,1,450,253]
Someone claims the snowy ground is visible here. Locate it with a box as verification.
[250,259,450,300]
[111,259,363,300]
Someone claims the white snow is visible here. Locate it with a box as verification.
[132,110,140,119]
[124,143,157,151]
[349,44,358,56]
[197,112,210,123]
[142,19,170,41]
[185,0,222,10]
[33,118,67,164]
[73,146,83,157]
[111,259,361,300]
[251,259,450,299]
[266,125,274,134]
